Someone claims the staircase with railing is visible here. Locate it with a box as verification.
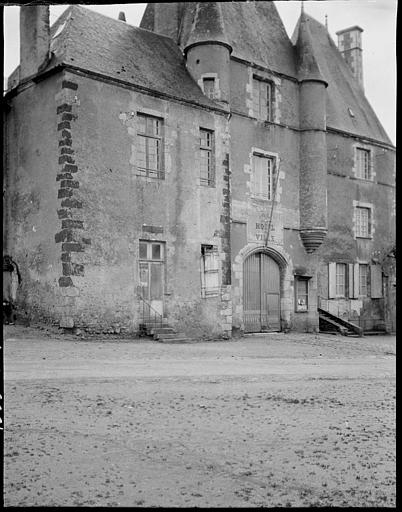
[137,295,193,343]
[318,297,363,337]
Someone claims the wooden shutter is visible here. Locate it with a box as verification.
[328,262,336,298]
[370,264,383,298]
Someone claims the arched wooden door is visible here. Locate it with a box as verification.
[243,252,281,332]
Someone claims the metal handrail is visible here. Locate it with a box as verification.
[138,293,163,328]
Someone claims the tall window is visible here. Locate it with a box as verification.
[356,148,371,180]
[202,78,216,99]
[252,154,275,200]
[200,245,219,297]
[136,113,164,179]
[336,263,346,297]
[252,77,274,121]
[355,207,371,238]
[200,129,215,187]
[295,278,308,312]
[359,264,368,296]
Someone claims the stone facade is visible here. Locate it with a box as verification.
[3,3,395,336]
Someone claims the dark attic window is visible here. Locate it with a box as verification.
[202,78,216,99]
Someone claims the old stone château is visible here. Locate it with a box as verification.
[3,3,395,337]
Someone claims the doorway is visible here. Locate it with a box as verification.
[243,251,280,332]
[139,240,165,317]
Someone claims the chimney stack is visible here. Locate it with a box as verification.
[20,6,50,81]
[336,26,364,90]
[118,11,126,22]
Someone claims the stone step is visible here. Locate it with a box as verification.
[157,337,195,344]
[155,332,187,340]
[150,327,176,335]
[363,330,387,335]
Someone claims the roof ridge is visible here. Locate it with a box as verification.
[61,4,178,44]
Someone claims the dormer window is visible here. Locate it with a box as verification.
[252,77,274,121]
[202,77,216,99]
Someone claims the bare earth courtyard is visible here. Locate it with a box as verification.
[3,325,395,507]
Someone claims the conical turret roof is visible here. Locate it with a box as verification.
[295,12,327,84]
[184,2,232,53]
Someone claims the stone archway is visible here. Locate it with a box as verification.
[232,244,293,333]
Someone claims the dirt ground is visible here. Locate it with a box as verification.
[3,325,396,507]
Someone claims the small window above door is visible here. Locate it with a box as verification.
[139,240,165,261]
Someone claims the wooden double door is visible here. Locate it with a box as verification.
[243,252,281,332]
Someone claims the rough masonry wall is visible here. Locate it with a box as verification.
[229,61,319,332]
[59,72,230,337]
[4,75,62,323]
[317,131,395,329]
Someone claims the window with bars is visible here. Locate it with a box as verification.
[336,263,346,297]
[356,148,371,180]
[359,264,368,296]
[295,278,309,312]
[200,245,219,297]
[200,128,215,187]
[136,113,164,179]
[355,206,371,238]
[252,154,275,200]
[202,78,216,99]
[252,77,274,121]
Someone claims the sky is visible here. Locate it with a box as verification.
[3,1,397,144]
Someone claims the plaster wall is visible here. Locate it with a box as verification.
[228,66,320,333]
[4,75,62,323]
[57,72,230,336]
[317,132,395,330]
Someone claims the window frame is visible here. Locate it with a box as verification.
[335,263,347,297]
[138,240,165,302]
[199,128,215,187]
[359,263,368,297]
[136,113,164,180]
[252,76,274,122]
[139,240,165,262]
[202,77,216,100]
[252,153,276,201]
[295,277,309,312]
[355,147,371,180]
[200,245,219,298]
[355,206,371,238]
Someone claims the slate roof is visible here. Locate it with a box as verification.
[292,13,392,144]
[141,2,391,145]
[142,2,297,76]
[295,12,326,83]
[43,5,220,110]
[185,2,232,52]
[9,3,392,145]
